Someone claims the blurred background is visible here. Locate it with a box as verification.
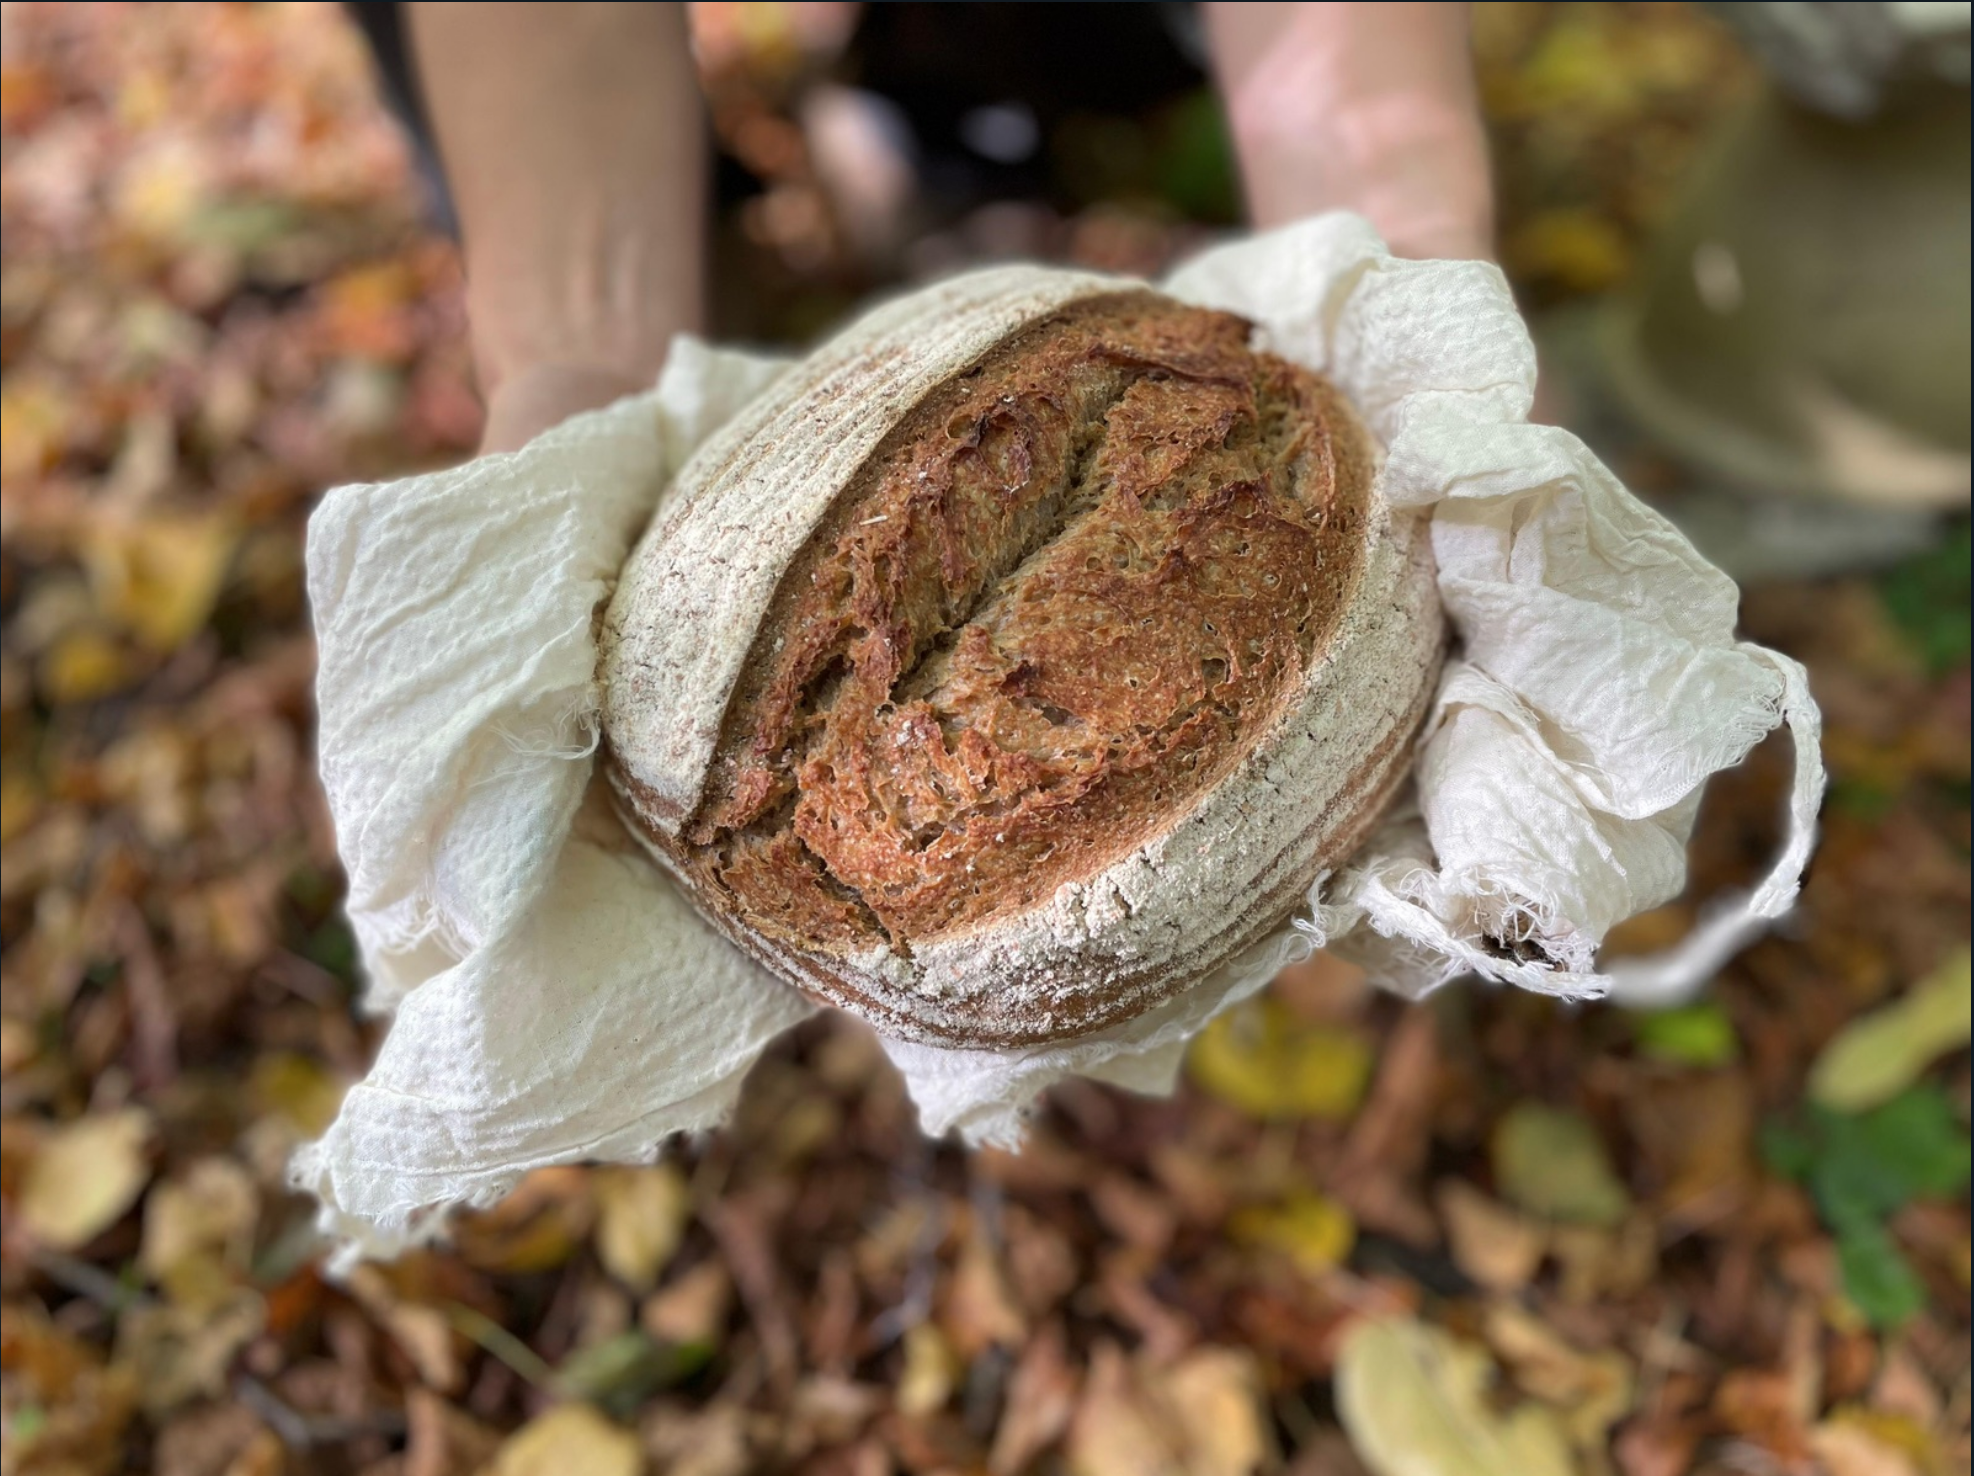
[0,4,1967,1474]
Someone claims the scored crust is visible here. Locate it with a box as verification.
[600,267,1444,1047]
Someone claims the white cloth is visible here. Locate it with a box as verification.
[294,216,1823,1260]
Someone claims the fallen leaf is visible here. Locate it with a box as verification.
[1809,947,1971,1112]
[248,1052,346,1138]
[140,1156,258,1307]
[451,1166,594,1274]
[990,1320,1079,1476]
[556,1330,702,1412]
[115,1289,265,1415]
[0,1304,140,1475]
[1159,1346,1275,1476]
[1436,1180,1546,1292]
[1335,1316,1575,1476]
[1631,1001,1740,1066]
[1229,1192,1357,1276]
[1505,207,1631,292]
[1492,1103,1631,1227]
[19,1109,153,1249]
[401,1386,503,1476]
[81,509,239,653]
[593,1164,691,1293]
[1713,1368,1813,1464]
[894,1322,959,1418]
[347,1265,463,1393]
[642,1402,753,1476]
[945,1219,1027,1356]
[0,766,41,844]
[1836,1221,1927,1330]
[642,1261,732,1348]
[488,1403,642,1476]
[1188,997,1374,1121]
[1810,1420,1924,1476]
[1482,1302,1635,1450]
[151,1401,277,1476]
[1065,1342,1183,1476]
[38,627,135,705]
[1551,1219,1658,1304]
[1628,1071,1754,1228]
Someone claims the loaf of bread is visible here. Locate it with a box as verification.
[599,267,1444,1047]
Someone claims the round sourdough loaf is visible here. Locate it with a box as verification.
[599,266,1444,1047]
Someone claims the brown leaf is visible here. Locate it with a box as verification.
[401,1386,502,1476]
[451,1166,594,1274]
[1436,1181,1546,1293]
[944,1219,1026,1359]
[140,1156,258,1307]
[151,1401,275,1476]
[0,1303,140,1475]
[345,1265,462,1394]
[116,1290,266,1416]
[1482,1302,1635,1450]
[643,1260,732,1348]
[990,1321,1080,1476]
[1064,1342,1184,1476]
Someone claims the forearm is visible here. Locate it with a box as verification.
[406,2,705,410]
[1204,2,1493,261]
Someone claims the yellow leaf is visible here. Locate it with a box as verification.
[249,1052,347,1138]
[489,1403,643,1476]
[82,510,238,654]
[1506,209,1632,292]
[1228,1191,1356,1276]
[39,628,134,705]
[1336,1317,1576,1476]
[1810,947,1972,1112]
[895,1323,959,1417]
[593,1164,691,1293]
[1187,997,1373,1121]
[20,1110,152,1250]
[1810,1418,1926,1476]
[0,767,40,844]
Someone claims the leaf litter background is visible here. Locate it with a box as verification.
[0,4,1968,1474]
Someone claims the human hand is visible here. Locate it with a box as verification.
[1205,2,1495,263]
[407,3,703,457]
[476,362,654,455]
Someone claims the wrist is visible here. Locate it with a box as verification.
[1231,88,1494,260]
[477,360,655,454]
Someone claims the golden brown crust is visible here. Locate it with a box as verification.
[636,294,1371,962]
[602,276,1441,1047]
